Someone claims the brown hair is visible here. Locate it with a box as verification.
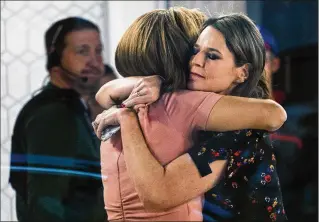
[203,14,271,99]
[115,7,207,92]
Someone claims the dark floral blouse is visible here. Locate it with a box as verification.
[189,129,288,222]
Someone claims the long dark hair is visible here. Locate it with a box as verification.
[203,14,271,99]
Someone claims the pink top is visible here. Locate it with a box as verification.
[100,90,222,221]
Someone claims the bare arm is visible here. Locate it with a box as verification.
[206,96,287,132]
[118,109,227,211]
[95,75,162,110]
[95,77,141,109]
[103,76,287,132]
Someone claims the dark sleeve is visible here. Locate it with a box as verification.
[188,146,213,177]
[25,103,77,222]
[188,131,229,177]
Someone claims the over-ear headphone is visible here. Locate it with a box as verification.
[48,25,63,70]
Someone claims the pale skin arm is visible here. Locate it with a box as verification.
[95,76,162,109]
[96,75,287,132]
[95,77,139,109]
[206,96,287,132]
[95,76,287,133]
[116,109,227,211]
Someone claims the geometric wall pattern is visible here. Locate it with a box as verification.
[1,1,107,220]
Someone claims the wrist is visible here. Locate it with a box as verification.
[118,108,136,124]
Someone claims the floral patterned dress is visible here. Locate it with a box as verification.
[189,129,288,222]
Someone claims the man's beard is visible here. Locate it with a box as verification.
[60,67,101,96]
[73,78,100,96]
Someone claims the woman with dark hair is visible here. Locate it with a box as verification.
[93,11,287,221]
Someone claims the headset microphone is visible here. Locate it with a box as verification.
[60,65,89,83]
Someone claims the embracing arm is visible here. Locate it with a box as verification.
[118,109,226,211]
[95,77,141,109]
[96,75,162,110]
[206,96,287,132]
[100,76,287,132]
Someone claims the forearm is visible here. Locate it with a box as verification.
[119,110,224,210]
[96,77,142,109]
[119,111,166,207]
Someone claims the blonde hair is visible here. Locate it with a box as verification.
[115,7,207,91]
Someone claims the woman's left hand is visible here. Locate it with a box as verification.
[92,106,128,139]
[122,75,162,108]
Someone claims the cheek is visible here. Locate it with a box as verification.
[64,55,85,70]
[97,57,104,69]
[205,78,229,91]
[97,55,103,63]
[204,73,236,92]
[219,78,235,90]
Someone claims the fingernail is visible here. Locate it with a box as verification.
[120,103,126,108]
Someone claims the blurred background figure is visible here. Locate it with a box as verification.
[100,64,118,89]
[257,24,303,222]
[256,11,318,222]
[9,17,106,222]
[83,64,117,120]
[257,25,283,103]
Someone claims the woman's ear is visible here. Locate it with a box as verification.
[235,64,249,83]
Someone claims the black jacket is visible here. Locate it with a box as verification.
[9,83,106,222]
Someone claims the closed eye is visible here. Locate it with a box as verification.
[192,47,200,55]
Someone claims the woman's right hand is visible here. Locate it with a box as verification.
[92,107,134,139]
[122,75,162,108]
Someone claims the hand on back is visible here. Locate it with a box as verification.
[122,75,162,109]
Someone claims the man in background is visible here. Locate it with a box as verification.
[9,17,106,222]
[258,25,318,222]
[84,64,117,120]
[257,25,284,103]
[101,64,117,88]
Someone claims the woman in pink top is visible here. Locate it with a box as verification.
[93,8,286,221]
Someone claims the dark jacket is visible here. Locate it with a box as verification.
[9,83,106,222]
